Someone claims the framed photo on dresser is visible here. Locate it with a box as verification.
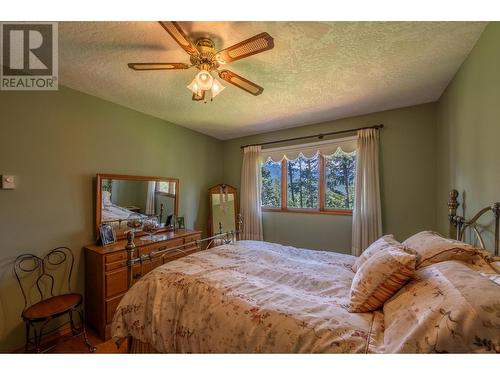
[176,216,185,229]
[99,223,116,245]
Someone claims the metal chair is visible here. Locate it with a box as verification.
[14,247,96,353]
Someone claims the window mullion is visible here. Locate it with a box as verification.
[281,158,287,210]
[319,154,325,212]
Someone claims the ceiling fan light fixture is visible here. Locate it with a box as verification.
[195,70,214,91]
[211,78,225,98]
[187,78,202,96]
[128,22,274,101]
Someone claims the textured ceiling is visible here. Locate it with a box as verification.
[59,21,486,139]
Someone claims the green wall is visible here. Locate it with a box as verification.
[223,103,437,252]
[436,22,500,247]
[0,86,223,352]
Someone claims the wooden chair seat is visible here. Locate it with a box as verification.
[22,293,82,321]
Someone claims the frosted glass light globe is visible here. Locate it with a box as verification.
[211,78,225,98]
[195,70,214,91]
[187,78,201,96]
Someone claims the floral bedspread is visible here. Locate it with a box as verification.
[112,241,380,353]
[383,260,500,353]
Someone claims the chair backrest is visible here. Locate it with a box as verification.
[14,247,74,310]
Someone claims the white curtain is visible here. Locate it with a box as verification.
[145,181,156,215]
[240,145,264,240]
[351,128,382,256]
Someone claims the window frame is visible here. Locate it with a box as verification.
[261,155,353,216]
[156,181,176,198]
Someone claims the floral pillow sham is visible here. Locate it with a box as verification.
[352,235,409,272]
[349,246,416,313]
[403,230,487,269]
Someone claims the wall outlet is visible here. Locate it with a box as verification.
[1,175,16,189]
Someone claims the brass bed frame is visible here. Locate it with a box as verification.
[125,215,243,288]
[448,189,500,256]
[120,190,499,353]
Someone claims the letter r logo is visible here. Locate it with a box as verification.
[0,22,58,91]
[2,23,53,76]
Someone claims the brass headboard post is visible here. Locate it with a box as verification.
[493,202,500,256]
[448,189,500,256]
[125,231,136,287]
[448,189,460,240]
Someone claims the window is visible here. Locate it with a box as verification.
[261,160,281,208]
[156,181,176,196]
[287,154,319,209]
[324,151,356,210]
[260,143,356,215]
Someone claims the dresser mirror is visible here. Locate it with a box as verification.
[208,184,239,237]
[95,174,179,239]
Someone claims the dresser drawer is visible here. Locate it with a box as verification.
[165,238,184,250]
[105,294,124,324]
[105,252,127,264]
[105,268,128,298]
[184,234,201,248]
[105,260,126,272]
[184,246,200,254]
[142,257,163,274]
[140,238,184,256]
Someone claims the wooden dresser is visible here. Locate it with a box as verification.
[84,229,202,340]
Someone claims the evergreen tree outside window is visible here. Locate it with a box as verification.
[261,159,281,208]
[260,145,356,215]
[287,154,319,209]
[324,151,356,210]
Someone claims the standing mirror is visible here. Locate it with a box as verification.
[96,174,179,239]
[208,184,239,238]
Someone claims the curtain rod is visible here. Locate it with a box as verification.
[240,124,384,149]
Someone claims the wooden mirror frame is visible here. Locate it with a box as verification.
[95,173,180,240]
[207,184,239,238]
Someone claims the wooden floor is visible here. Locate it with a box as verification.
[50,328,127,354]
[18,328,128,354]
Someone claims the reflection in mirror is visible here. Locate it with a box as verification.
[208,184,238,240]
[211,193,236,234]
[98,175,178,238]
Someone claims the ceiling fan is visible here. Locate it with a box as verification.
[128,22,274,101]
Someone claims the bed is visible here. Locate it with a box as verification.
[101,190,147,231]
[102,203,146,222]
[111,190,500,353]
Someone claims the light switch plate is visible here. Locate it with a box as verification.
[1,175,16,189]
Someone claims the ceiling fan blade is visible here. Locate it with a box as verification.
[128,63,190,70]
[218,70,264,96]
[158,21,199,56]
[216,32,274,64]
